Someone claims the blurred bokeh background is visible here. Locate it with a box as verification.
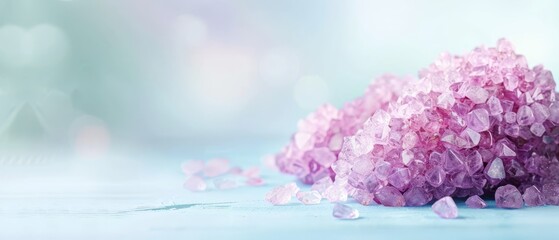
[0,0,558,168]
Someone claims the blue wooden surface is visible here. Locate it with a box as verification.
[1,143,558,240]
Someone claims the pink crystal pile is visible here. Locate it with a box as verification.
[275,75,410,184]
[276,39,559,209]
[333,39,559,207]
[182,158,264,192]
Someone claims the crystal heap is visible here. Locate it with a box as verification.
[332,39,559,207]
[276,75,410,184]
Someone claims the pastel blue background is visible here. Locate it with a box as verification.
[0,0,558,239]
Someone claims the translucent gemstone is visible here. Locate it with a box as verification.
[183,176,207,192]
[460,128,481,147]
[522,185,545,207]
[495,184,523,209]
[309,147,337,166]
[487,96,503,115]
[465,195,487,208]
[265,185,295,205]
[432,196,458,219]
[530,102,550,123]
[466,108,490,132]
[246,177,264,186]
[504,112,516,123]
[517,105,535,126]
[181,160,205,175]
[241,166,260,179]
[465,85,489,104]
[352,158,374,175]
[425,166,446,187]
[530,123,546,137]
[387,168,411,191]
[402,132,419,149]
[403,187,432,206]
[543,183,559,205]
[375,186,406,207]
[332,203,359,220]
[296,190,322,205]
[311,177,334,193]
[401,149,414,165]
[203,158,230,177]
[443,148,464,172]
[465,151,483,175]
[484,158,506,184]
[353,189,375,206]
[284,182,300,195]
[323,184,348,202]
[549,102,559,123]
[211,178,235,190]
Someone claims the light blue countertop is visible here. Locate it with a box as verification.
[1,143,558,240]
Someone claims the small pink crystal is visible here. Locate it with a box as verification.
[246,177,264,186]
[432,196,458,219]
[323,184,348,203]
[495,184,523,209]
[242,166,260,179]
[522,185,545,207]
[213,178,237,190]
[311,177,334,194]
[465,195,487,209]
[203,158,230,177]
[374,186,405,207]
[332,203,359,220]
[543,183,559,205]
[296,191,322,205]
[183,176,207,192]
[265,184,294,205]
[181,160,205,175]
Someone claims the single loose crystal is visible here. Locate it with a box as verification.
[296,191,322,205]
[465,195,487,208]
[332,203,359,220]
[184,176,207,192]
[495,184,523,209]
[432,196,458,219]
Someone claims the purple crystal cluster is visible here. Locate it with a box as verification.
[276,39,559,209]
[275,75,409,184]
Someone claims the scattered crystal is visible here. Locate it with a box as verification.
[213,178,237,190]
[203,158,230,177]
[296,191,322,205]
[184,176,207,192]
[181,160,205,176]
[265,184,297,205]
[495,184,523,209]
[332,203,359,220]
[432,196,458,219]
[465,195,487,208]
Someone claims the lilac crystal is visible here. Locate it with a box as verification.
[495,184,523,209]
[522,185,545,207]
[432,196,458,219]
[465,195,487,209]
[296,191,322,205]
[274,39,559,209]
[275,75,408,184]
[333,203,360,220]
